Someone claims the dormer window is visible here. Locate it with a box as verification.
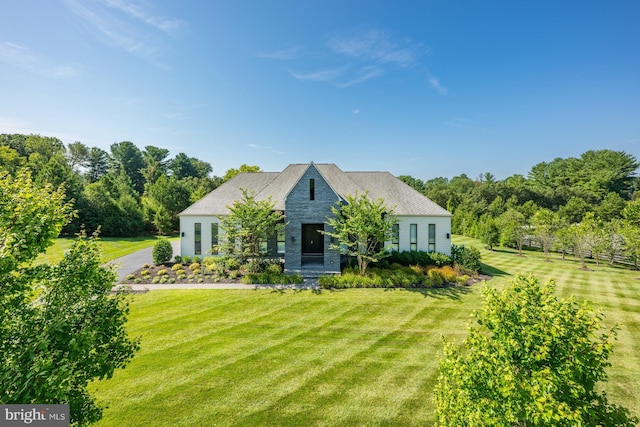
[310,178,315,200]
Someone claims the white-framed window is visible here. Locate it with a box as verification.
[410,224,417,251]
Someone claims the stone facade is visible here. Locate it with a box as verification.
[284,164,341,273]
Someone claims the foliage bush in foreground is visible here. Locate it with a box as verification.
[152,238,173,265]
[434,273,636,426]
[0,170,139,426]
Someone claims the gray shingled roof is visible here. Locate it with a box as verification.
[179,163,451,217]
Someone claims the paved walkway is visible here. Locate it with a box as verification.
[114,281,321,292]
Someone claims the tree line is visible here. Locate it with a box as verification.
[0,133,261,236]
[399,149,640,267]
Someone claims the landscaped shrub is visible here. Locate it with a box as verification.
[202,257,217,268]
[451,244,482,272]
[192,256,201,264]
[241,272,303,284]
[428,269,444,287]
[435,265,458,283]
[190,262,201,271]
[174,255,182,263]
[140,269,150,277]
[171,263,183,271]
[152,239,173,265]
[125,274,135,281]
[266,263,283,274]
[156,269,168,276]
[387,250,452,268]
[182,255,192,265]
[224,257,240,271]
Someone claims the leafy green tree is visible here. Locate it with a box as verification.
[398,175,426,193]
[498,208,526,255]
[532,208,560,260]
[85,146,110,183]
[621,222,640,269]
[0,145,25,174]
[153,205,173,235]
[323,192,397,276]
[66,141,89,171]
[110,141,145,194]
[554,225,577,260]
[218,189,286,271]
[622,199,640,226]
[572,213,601,269]
[170,153,213,180]
[434,274,636,426]
[141,145,170,185]
[145,175,192,230]
[479,216,500,250]
[597,192,627,222]
[603,218,625,265]
[222,164,262,182]
[557,196,592,224]
[0,170,138,426]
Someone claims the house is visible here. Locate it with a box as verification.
[179,162,452,273]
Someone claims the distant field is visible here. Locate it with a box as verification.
[35,235,179,264]
[90,236,640,426]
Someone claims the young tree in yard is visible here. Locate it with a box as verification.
[479,216,500,250]
[572,213,601,270]
[498,208,526,255]
[531,208,560,261]
[323,192,397,276]
[0,170,139,426]
[218,189,285,271]
[434,274,636,427]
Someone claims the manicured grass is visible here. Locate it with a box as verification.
[35,235,179,264]
[91,236,640,426]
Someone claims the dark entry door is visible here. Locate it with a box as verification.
[302,224,324,255]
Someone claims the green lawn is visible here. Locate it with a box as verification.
[91,236,640,426]
[35,235,179,264]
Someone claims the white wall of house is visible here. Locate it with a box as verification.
[179,215,223,257]
[391,216,452,255]
[180,214,452,258]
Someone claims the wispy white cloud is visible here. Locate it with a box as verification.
[0,41,79,78]
[326,29,423,67]
[63,0,183,68]
[428,75,448,95]
[352,109,360,114]
[262,28,432,88]
[338,66,384,87]
[289,66,347,82]
[101,0,184,33]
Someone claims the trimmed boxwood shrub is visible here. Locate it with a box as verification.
[152,239,173,265]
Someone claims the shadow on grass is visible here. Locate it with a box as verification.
[385,285,473,300]
[481,263,510,277]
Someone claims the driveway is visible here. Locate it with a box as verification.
[108,240,180,283]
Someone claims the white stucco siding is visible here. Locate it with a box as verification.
[179,215,223,257]
[391,216,452,256]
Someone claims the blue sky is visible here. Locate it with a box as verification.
[1,1,639,180]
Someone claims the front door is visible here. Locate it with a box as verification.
[302,223,324,255]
